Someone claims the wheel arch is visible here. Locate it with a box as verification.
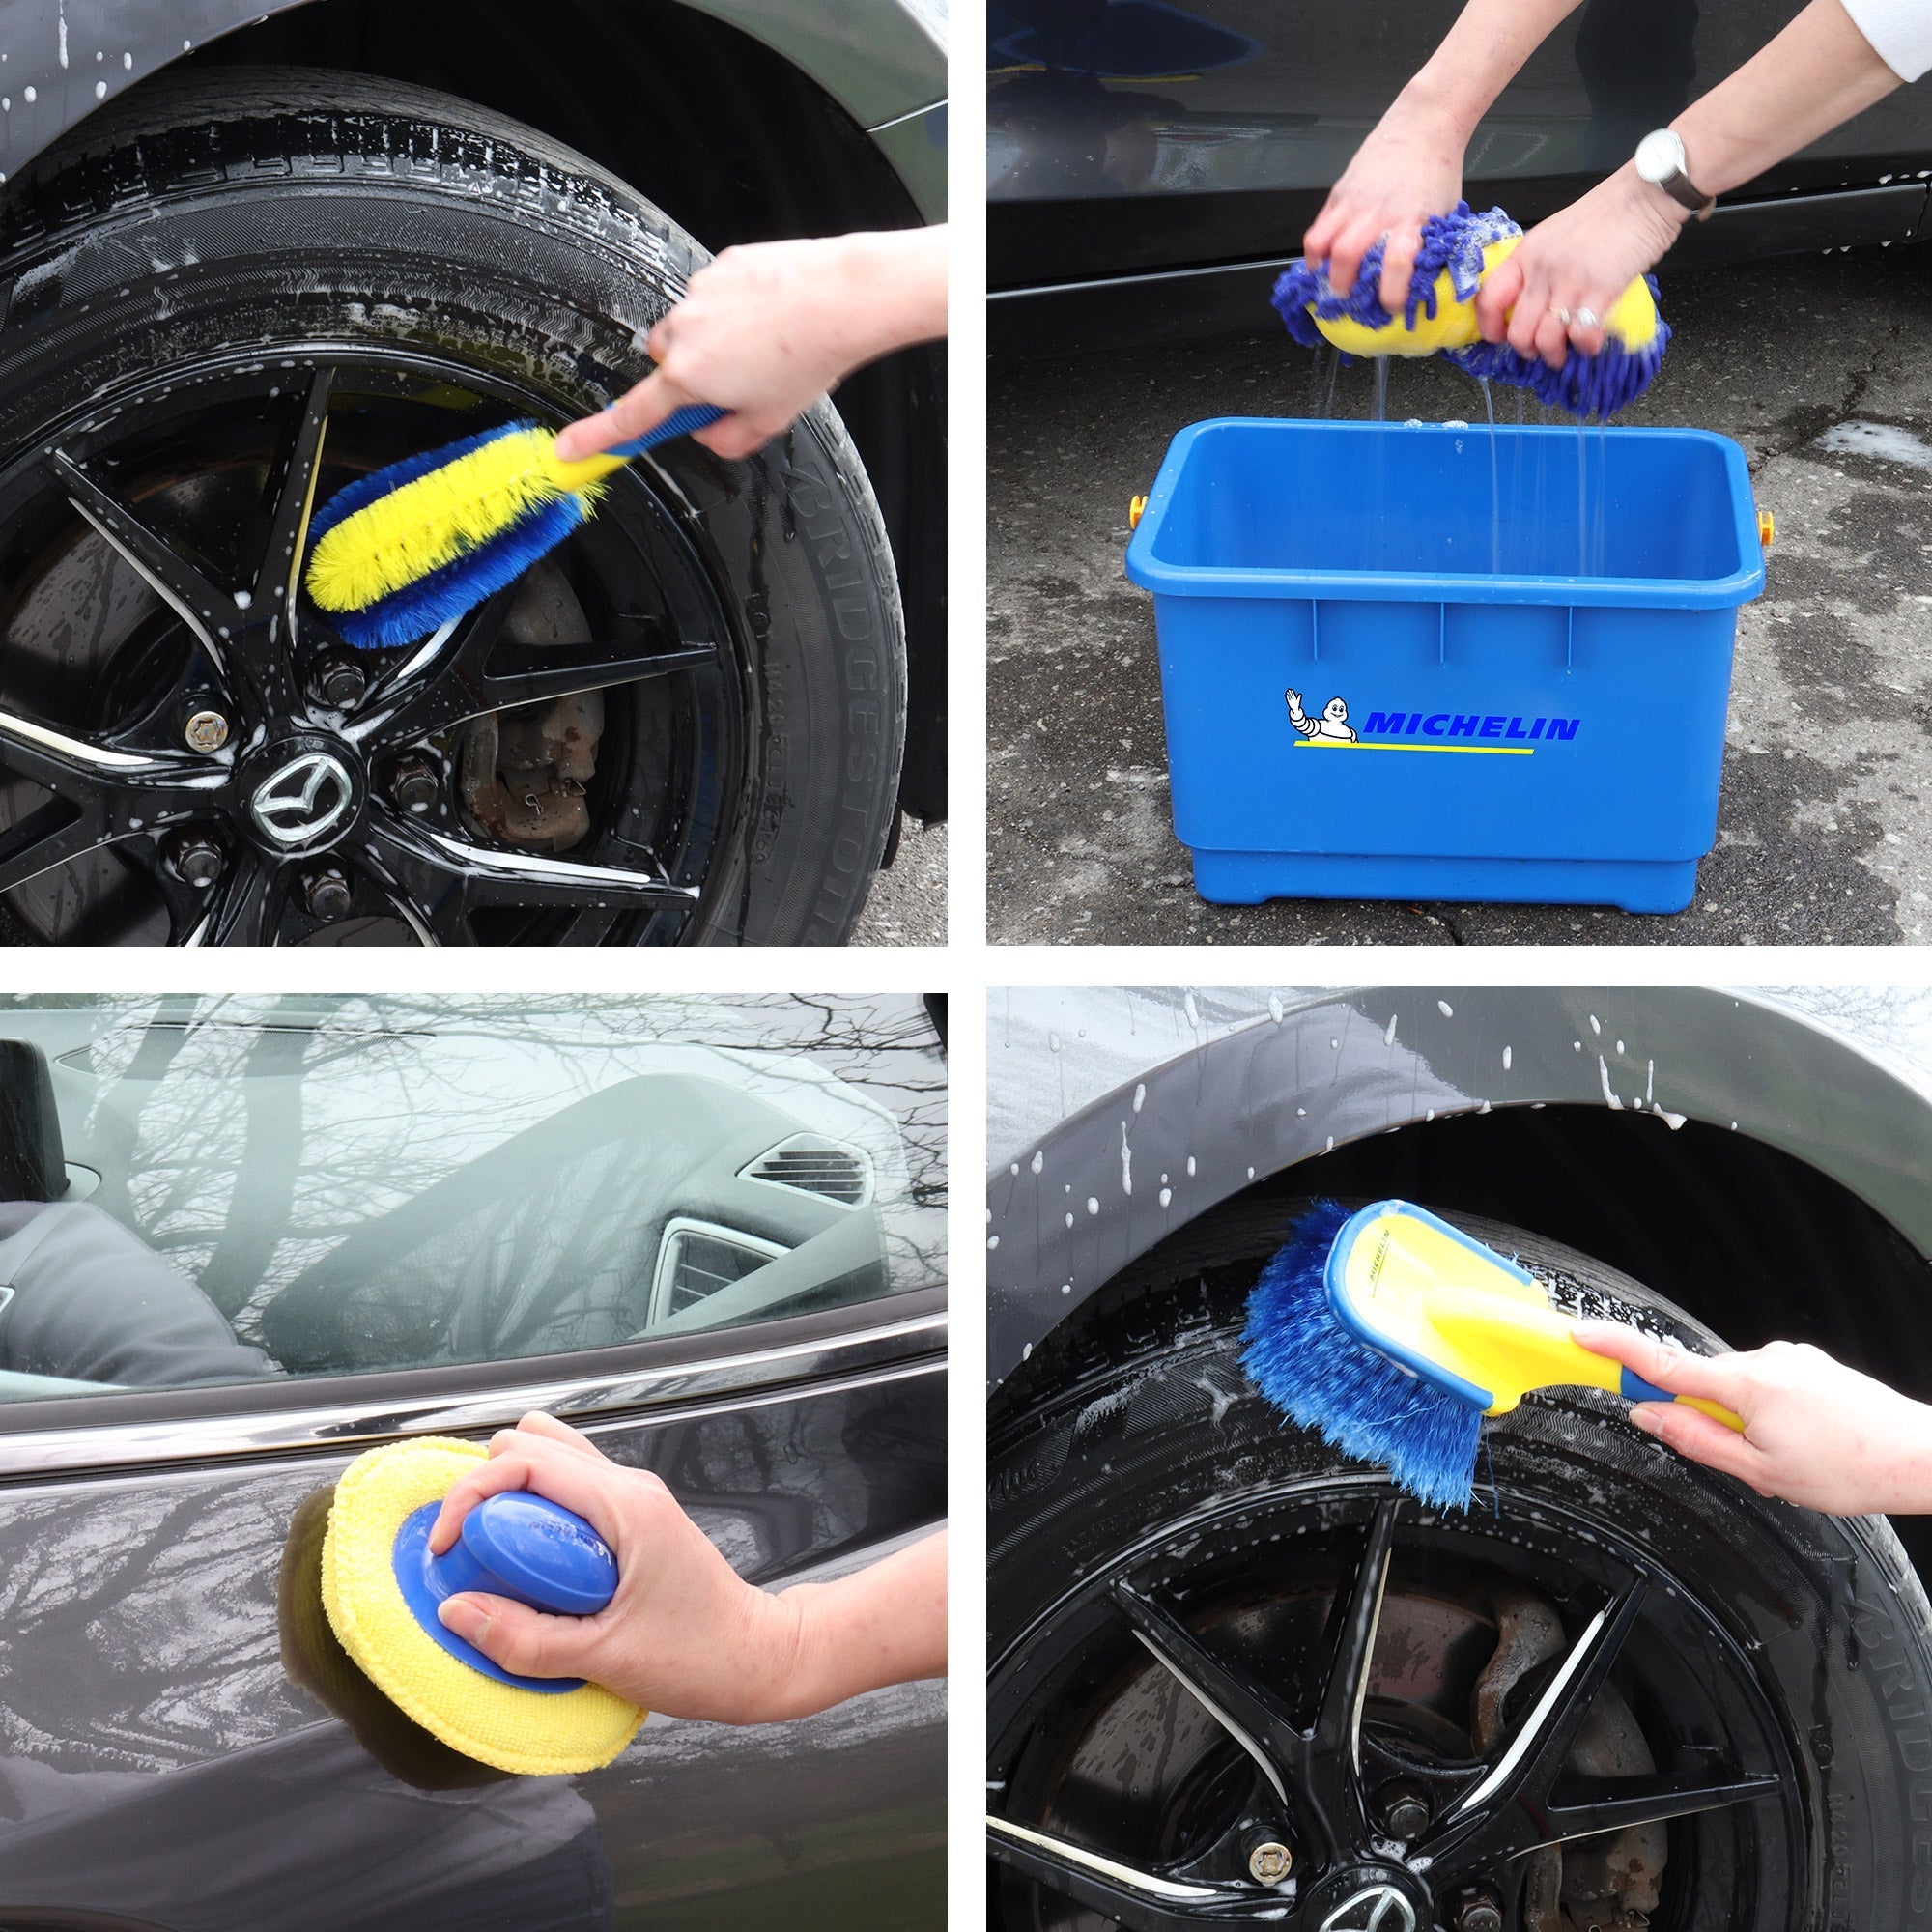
[989,988,1932,1397]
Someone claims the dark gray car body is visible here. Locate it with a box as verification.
[0,0,950,818]
[988,0,1932,349]
[0,994,947,1931]
[988,986,1932,1387]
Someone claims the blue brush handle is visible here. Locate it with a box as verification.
[608,402,728,459]
[1619,1366,1677,1404]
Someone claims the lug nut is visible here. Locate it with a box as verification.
[1453,1893,1503,1932]
[183,709,230,753]
[1374,1777,1431,1840]
[311,650,368,710]
[168,835,223,890]
[389,754,440,811]
[1245,1837,1293,1885]
[304,867,354,923]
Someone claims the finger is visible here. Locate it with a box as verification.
[694,415,771,461]
[1326,224,1371,299]
[1568,292,1611,359]
[1474,256,1522,343]
[438,1591,599,1682]
[516,1410,606,1459]
[645,313,675,362]
[1628,1401,1773,1487]
[1572,1322,1750,1408]
[1504,272,1549,357]
[554,370,691,463]
[1533,306,1571,371]
[1303,201,1342,270]
[428,1437,623,1554]
[1378,221,1421,318]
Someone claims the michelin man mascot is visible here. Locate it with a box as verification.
[1285,690,1358,743]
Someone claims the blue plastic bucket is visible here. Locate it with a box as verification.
[1123,417,1766,912]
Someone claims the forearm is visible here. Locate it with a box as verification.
[760,1530,947,1720]
[1670,0,1900,196]
[836,226,948,366]
[1399,0,1585,147]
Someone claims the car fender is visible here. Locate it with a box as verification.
[987,986,1932,1388]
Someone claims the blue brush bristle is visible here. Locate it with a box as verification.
[326,492,586,649]
[1239,1199,1484,1511]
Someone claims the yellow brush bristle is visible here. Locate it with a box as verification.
[305,431,621,615]
[319,1436,644,1776]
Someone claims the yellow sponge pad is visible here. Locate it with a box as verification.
[320,1436,644,1776]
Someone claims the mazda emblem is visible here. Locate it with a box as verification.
[249,751,355,848]
[1318,1885,1418,1932]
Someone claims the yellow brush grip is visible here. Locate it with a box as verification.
[544,447,629,491]
[1422,1286,1745,1433]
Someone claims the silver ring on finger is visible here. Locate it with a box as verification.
[1549,305,1572,326]
[1574,306,1600,330]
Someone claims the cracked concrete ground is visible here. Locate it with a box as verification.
[988,243,1932,945]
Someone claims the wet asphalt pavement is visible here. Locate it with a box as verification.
[853,815,947,946]
[988,242,1932,946]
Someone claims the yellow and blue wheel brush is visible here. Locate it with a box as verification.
[304,402,726,649]
[1239,1200,1743,1511]
[317,1436,645,1776]
[1272,203,1670,420]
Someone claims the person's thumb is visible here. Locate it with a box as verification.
[437,1592,593,1682]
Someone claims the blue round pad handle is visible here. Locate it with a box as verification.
[608,402,728,459]
[391,1492,618,1693]
[1619,1365,1679,1405]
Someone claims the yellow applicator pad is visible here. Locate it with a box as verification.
[320,1437,644,1776]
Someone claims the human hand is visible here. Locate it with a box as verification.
[1573,1324,1932,1516]
[1301,97,1466,314]
[554,226,946,465]
[1473,164,1685,367]
[427,1412,800,1721]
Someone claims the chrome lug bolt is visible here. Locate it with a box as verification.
[311,650,368,709]
[168,835,223,890]
[1374,1777,1431,1840]
[304,867,354,922]
[390,754,440,811]
[1454,1893,1503,1932]
[1245,1838,1293,1885]
[184,709,230,753]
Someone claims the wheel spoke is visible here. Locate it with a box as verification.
[1422,1582,1649,1872]
[354,810,696,944]
[1293,1498,1398,1858]
[1111,1579,1299,1807]
[45,450,234,663]
[0,797,106,895]
[1535,1768,1784,1846]
[352,615,716,754]
[194,846,290,947]
[0,706,229,811]
[987,1816,1240,1932]
[260,364,334,618]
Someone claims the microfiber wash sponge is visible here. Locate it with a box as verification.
[320,1436,644,1776]
[1271,202,1670,419]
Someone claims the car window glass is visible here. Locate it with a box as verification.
[0,993,945,1405]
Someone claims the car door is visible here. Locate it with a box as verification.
[989,0,1932,293]
[0,992,947,1932]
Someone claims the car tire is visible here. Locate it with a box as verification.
[0,67,905,945]
[989,1195,1932,1931]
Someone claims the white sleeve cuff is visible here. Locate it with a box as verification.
[1840,0,1932,81]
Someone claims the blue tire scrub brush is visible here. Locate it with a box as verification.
[1271,202,1671,420]
[1239,1199,1743,1511]
[303,402,726,648]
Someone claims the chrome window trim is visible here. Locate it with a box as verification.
[0,1308,945,1479]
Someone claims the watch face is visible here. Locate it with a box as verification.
[1635,128,1684,184]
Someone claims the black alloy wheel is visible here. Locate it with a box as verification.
[990,1202,1932,1931]
[0,68,908,945]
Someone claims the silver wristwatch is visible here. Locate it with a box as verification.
[1634,128,1716,221]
